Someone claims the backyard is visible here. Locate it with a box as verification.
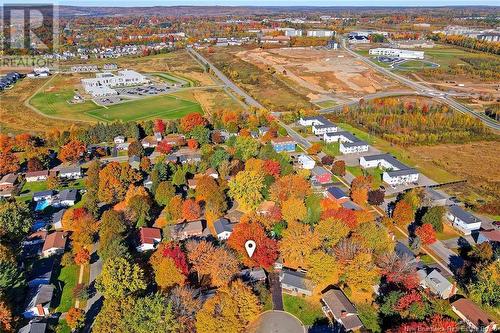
[55,264,79,313]
[282,294,327,326]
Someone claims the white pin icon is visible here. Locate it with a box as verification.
[245,240,256,258]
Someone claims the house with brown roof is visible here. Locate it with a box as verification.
[170,220,204,240]
[451,298,497,332]
[164,134,185,146]
[477,229,500,251]
[41,232,67,257]
[0,173,18,197]
[321,288,364,331]
[136,227,162,252]
[25,170,49,182]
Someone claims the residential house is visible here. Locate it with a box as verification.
[19,321,47,333]
[446,205,482,235]
[258,127,269,137]
[297,154,316,170]
[311,166,332,185]
[114,135,125,144]
[129,155,141,170]
[141,136,158,148]
[323,132,369,154]
[341,200,363,211]
[271,137,296,153]
[26,170,49,182]
[136,227,162,252]
[116,142,130,151]
[239,268,267,283]
[321,289,364,332]
[28,258,55,287]
[299,116,338,135]
[214,218,235,240]
[256,200,277,216]
[58,165,82,180]
[143,175,153,191]
[51,209,66,229]
[154,132,163,142]
[325,186,349,205]
[23,285,55,318]
[54,189,77,207]
[164,134,185,146]
[41,232,66,257]
[424,187,448,206]
[179,153,202,164]
[360,154,419,186]
[279,268,313,296]
[417,268,455,299]
[0,173,18,197]
[33,190,55,202]
[205,168,219,179]
[451,298,497,332]
[477,230,500,251]
[170,221,204,240]
[22,231,48,259]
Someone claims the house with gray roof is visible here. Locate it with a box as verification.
[323,131,369,154]
[360,154,419,186]
[239,268,267,283]
[299,116,338,135]
[23,284,54,318]
[33,190,55,202]
[417,268,455,299]
[321,288,364,331]
[19,321,47,333]
[51,209,66,229]
[58,165,82,179]
[129,155,141,170]
[279,268,313,296]
[446,205,482,235]
[28,257,55,287]
[54,189,77,207]
[213,218,236,240]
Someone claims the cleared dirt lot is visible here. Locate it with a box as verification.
[236,47,401,103]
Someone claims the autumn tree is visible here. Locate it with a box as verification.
[415,223,437,245]
[282,197,307,224]
[59,140,86,162]
[331,160,346,176]
[98,210,129,261]
[123,293,179,333]
[180,113,206,133]
[27,157,44,171]
[234,136,260,161]
[269,174,311,202]
[169,286,202,333]
[156,140,173,154]
[280,221,320,268]
[46,175,60,190]
[154,119,166,134]
[422,206,445,232]
[228,170,265,211]
[353,221,394,255]
[96,257,146,299]
[187,138,199,150]
[368,189,385,206]
[469,260,500,307]
[66,307,85,330]
[74,248,91,265]
[392,200,414,228]
[182,199,201,221]
[0,199,32,242]
[150,243,188,290]
[155,181,175,206]
[228,222,279,269]
[351,188,368,206]
[0,299,13,333]
[377,252,418,289]
[315,218,350,248]
[98,162,140,204]
[196,280,261,333]
[186,240,239,287]
[307,251,339,291]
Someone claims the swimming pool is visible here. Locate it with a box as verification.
[35,200,50,212]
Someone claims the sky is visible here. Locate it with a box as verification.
[1,0,499,6]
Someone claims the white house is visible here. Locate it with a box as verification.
[136,227,162,252]
[446,205,482,235]
[55,189,77,207]
[58,165,82,180]
[23,285,54,318]
[307,30,335,38]
[299,116,338,135]
[297,154,316,170]
[368,48,425,59]
[214,218,235,240]
[323,131,370,154]
[42,232,66,257]
[360,154,419,185]
[417,268,455,299]
[114,136,125,144]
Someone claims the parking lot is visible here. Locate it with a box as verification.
[93,84,174,106]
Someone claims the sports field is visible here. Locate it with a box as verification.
[85,95,202,122]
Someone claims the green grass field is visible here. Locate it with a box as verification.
[283,294,326,326]
[346,165,384,189]
[56,264,79,312]
[85,95,202,122]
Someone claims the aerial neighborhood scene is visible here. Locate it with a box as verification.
[1,1,500,333]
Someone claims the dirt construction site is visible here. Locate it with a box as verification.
[236,47,402,104]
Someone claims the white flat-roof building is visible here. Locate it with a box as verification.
[278,28,303,37]
[82,69,148,96]
[360,154,419,185]
[369,48,425,59]
[297,154,316,170]
[446,205,482,235]
[307,30,335,38]
[324,132,369,155]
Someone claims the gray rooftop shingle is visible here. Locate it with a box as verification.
[448,205,481,225]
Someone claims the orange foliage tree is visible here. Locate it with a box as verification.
[59,140,86,162]
[182,199,201,221]
[180,113,207,133]
[415,223,437,245]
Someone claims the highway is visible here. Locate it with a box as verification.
[339,39,500,131]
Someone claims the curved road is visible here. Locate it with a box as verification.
[339,38,500,131]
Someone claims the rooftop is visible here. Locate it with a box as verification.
[448,205,481,225]
[42,232,66,252]
[326,186,348,200]
[214,218,235,235]
[139,227,162,245]
[280,268,312,292]
[452,298,496,328]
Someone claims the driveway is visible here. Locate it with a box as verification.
[268,272,284,311]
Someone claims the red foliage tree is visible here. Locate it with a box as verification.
[187,139,199,150]
[180,113,206,133]
[160,242,189,275]
[74,248,90,265]
[321,207,358,229]
[156,140,173,154]
[415,223,437,245]
[395,291,423,312]
[154,119,166,133]
[263,160,281,177]
[428,315,458,332]
[227,222,279,269]
[182,199,201,221]
[59,140,86,163]
[393,322,429,333]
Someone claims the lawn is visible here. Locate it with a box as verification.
[346,165,384,189]
[85,94,202,122]
[321,142,340,157]
[152,72,193,87]
[56,320,71,333]
[315,100,337,109]
[55,264,79,313]
[21,181,48,195]
[282,294,326,326]
[436,223,461,241]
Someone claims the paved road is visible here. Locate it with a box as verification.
[247,311,306,333]
[340,39,500,131]
[83,242,103,333]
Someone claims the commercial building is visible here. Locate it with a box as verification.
[369,48,425,59]
[360,154,419,185]
[307,30,335,38]
[277,28,303,37]
[82,69,148,97]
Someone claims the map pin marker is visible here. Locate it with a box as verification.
[245,240,256,258]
